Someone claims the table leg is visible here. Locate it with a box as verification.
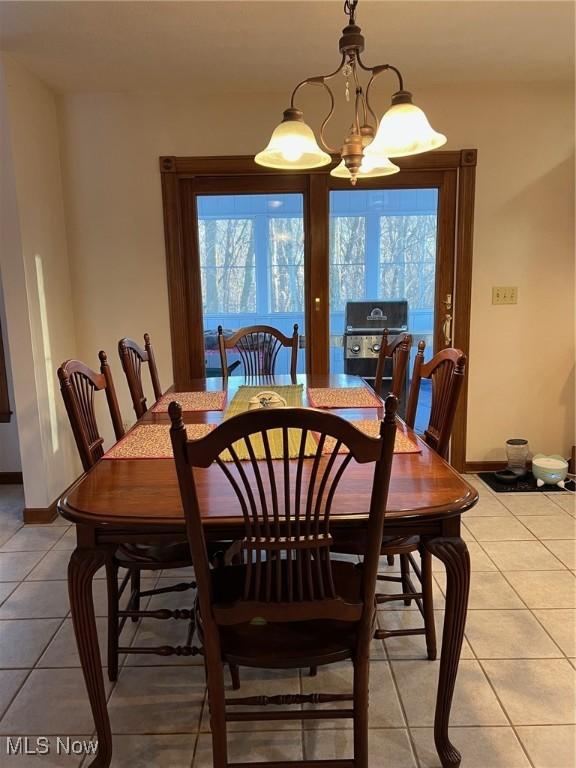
[425,537,470,768]
[68,546,114,768]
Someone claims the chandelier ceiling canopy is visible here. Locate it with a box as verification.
[255,0,446,185]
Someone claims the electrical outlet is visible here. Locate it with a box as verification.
[492,286,518,305]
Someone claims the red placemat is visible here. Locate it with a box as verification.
[151,391,226,413]
[103,423,215,459]
[321,420,421,454]
[307,386,381,409]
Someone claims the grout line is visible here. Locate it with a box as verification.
[475,658,537,768]
[385,656,422,768]
[188,680,207,767]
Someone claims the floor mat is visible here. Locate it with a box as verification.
[478,471,575,494]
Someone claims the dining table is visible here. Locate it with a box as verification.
[58,373,478,768]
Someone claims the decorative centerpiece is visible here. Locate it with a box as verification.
[247,391,288,410]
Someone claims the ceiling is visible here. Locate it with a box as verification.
[0,1,573,94]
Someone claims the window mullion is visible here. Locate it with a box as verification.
[365,211,380,298]
[254,214,269,316]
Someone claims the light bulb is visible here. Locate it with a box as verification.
[281,145,304,162]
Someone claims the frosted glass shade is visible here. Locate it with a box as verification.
[366,99,447,159]
[330,154,399,179]
[255,113,331,170]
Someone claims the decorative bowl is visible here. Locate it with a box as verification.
[531,454,569,488]
[247,391,287,410]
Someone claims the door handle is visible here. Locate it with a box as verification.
[443,313,453,346]
[442,293,452,346]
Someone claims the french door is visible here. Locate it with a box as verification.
[160,151,476,468]
[194,181,308,377]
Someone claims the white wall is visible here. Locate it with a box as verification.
[58,83,575,461]
[0,55,80,508]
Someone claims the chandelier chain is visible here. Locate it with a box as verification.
[344,0,358,23]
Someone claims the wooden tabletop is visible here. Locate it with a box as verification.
[59,374,478,528]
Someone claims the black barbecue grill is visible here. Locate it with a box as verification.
[343,300,409,404]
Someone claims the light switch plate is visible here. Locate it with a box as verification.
[492,286,518,305]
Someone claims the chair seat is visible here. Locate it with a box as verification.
[207,560,365,668]
[381,535,420,555]
[116,541,192,569]
[332,534,420,557]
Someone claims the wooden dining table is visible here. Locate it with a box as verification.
[58,373,478,768]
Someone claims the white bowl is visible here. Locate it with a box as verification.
[532,454,568,487]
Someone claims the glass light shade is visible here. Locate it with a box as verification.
[255,115,331,170]
[366,99,447,159]
[330,154,399,179]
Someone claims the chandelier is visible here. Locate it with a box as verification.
[255,0,446,185]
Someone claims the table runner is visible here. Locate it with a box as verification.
[223,384,318,459]
[307,386,381,409]
[151,390,226,413]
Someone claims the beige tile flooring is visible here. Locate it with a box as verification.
[0,478,574,767]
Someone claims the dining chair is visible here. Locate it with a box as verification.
[375,342,467,659]
[118,333,163,419]
[405,342,467,459]
[218,323,299,379]
[169,397,398,768]
[373,331,412,400]
[57,352,195,682]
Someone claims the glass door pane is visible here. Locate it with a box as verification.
[197,193,305,375]
[329,188,439,429]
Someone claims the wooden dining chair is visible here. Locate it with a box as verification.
[373,331,412,400]
[57,352,195,682]
[118,333,163,419]
[405,342,467,459]
[218,324,299,379]
[376,342,467,660]
[169,397,398,768]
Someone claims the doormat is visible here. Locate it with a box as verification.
[478,472,575,494]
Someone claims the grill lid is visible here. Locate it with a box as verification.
[345,300,408,332]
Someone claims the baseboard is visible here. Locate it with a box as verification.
[23,499,58,524]
[0,471,23,484]
[23,475,81,524]
[463,461,507,473]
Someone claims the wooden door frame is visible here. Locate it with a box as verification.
[159,149,477,471]
[0,317,11,423]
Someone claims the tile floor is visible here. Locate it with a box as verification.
[0,479,574,767]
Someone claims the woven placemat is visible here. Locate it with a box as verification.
[307,387,381,409]
[151,390,226,413]
[322,419,421,455]
[103,423,215,459]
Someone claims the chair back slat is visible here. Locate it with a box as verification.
[170,402,397,629]
[58,352,124,471]
[218,324,299,379]
[118,333,163,418]
[373,331,412,400]
[405,343,466,459]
